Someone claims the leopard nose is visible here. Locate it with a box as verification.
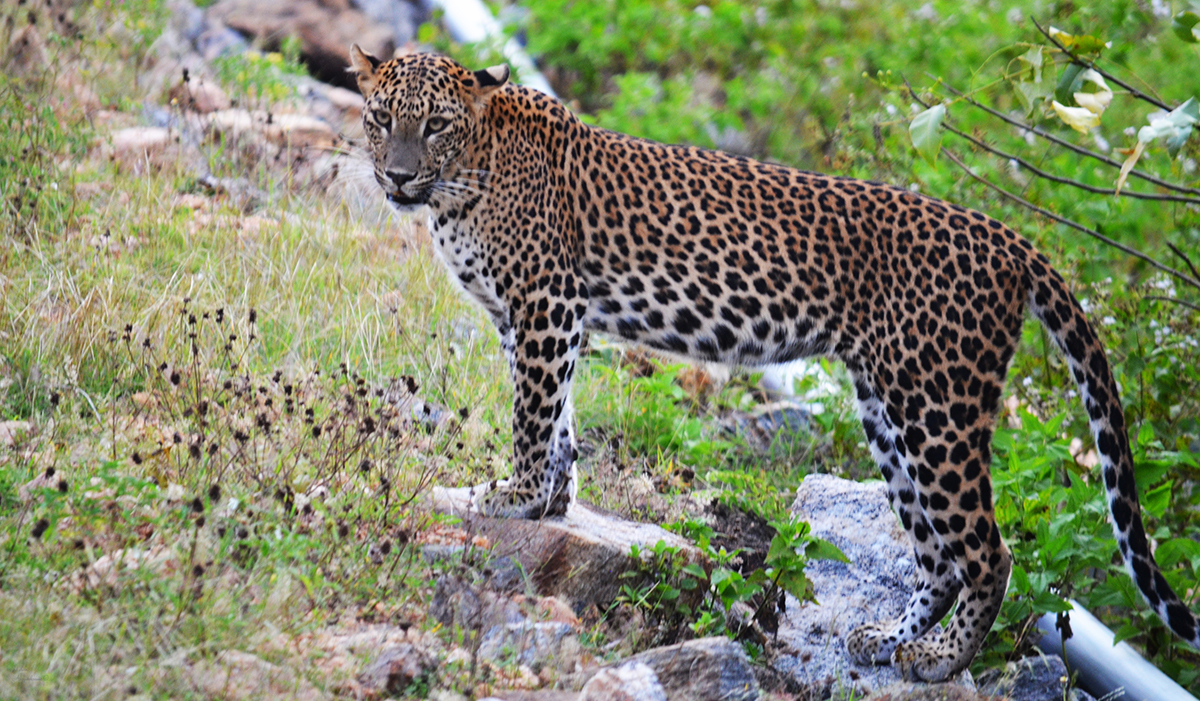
[386,170,415,189]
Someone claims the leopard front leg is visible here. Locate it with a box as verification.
[473,281,586,519]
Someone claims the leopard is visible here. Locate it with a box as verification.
[347,46,1200,681]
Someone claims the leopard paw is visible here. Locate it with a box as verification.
[470,479,569,519]
[891,639,958,683]
[846,623,900,665]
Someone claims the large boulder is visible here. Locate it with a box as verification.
[206,0,394,89]
[430,487,702,608]
[773,474,974,699]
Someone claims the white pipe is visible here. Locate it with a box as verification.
[1035,600,1197,701]
[428,0,556,97]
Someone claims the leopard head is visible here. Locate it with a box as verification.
[348,47,509,212]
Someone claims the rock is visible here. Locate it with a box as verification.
[169,75,230,113]
[355,643,434,697]
[0,420,31,447]
[431,487,702,608]
[352,0,421,47]
[862,682,997,700]
[181,649,326,701]
[580,661,667,701]
[773,475,974,699]
[976,654,1092,701]
[477,621,578,670]
[622,637,758,701]
[204,109,336,150]
[206,0,393,89]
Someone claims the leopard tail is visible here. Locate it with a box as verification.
[1026,255,1199,647]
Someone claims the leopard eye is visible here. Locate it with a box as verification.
[424,116,448,136]
[372,110,392,132]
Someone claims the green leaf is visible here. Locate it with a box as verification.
[1142,480,1172,519]
[909,103,946,165]
[805,537,851,564]
[1173,11,1200,43]
[1113,622,1143,645]
[1055,63,1087,105]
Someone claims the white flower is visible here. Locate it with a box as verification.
[1022,376,1034,387]
[1102,316,1117,326]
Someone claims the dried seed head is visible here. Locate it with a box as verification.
[337,522,349,538]
[311,426,322,438]
[132,452,143,464]
[31,518,49,539]
[191,497,204,513]
[57,480,68,493]
[458,406,469,420]
[170,371,181,386]
[248,308,257,324]
[192,564,205,577]
[196,516,206,528]
[208,484,221,501]
[380,540,392,555]
[49,391,60,407]
[234,430,249,443]
[45,467,56,478]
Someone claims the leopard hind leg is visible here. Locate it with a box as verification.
[845,379,962,665]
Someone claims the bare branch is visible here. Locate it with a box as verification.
[1031,18,1171,111]
[1143,296,1200,313]
[939,148,1200,292]
[936,81,1200,197]
[1167,242,1200,285]
[937,118,1200,204]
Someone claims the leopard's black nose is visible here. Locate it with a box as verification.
[386,170,415,188]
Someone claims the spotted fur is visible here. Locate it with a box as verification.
[348,48,1199,680]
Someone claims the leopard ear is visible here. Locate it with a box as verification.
[348,44,381,94]
[472,64,510,92]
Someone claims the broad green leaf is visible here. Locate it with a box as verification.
[1055,63,1087,105]
[909,103,945,165]
[1173,11,1200,43]
[805,537,850,563]
[1142,480,1173,519]
[1017,46,1044,81]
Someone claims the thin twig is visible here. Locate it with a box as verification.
[936,81,1200,197]
[1167,242,1200,286]
[938,118,1200,204]
[1143,296,1200,313]
[939,148,1200,292]
[1031,17,1170,111]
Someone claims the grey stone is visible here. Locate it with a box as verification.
[622,637,758,701]
[580,662,667,701]
[355,643,433,696]
[477,621,577,670]
[352,0,419,47]
[430,487,701,608]
[977,654,1092,701]
[773,475,975,699]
